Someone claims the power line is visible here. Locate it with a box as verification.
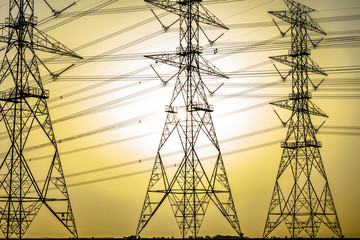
[1,0,357,203]
[45,125,360,189]
[40,0,119,32]
[53,65,360,81]
[45,127,282,188]
[30,12,360,108]
[38,34,360,64]
[50,0,243,18]
[25,113,155,152]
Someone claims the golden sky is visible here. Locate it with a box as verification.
[0,0,359,238]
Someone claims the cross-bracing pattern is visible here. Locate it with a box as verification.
[136,0,242,238]
[0,0,81,238]
[263,0,342,238]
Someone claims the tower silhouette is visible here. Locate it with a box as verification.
[136,0,242,238]
[263,0,342,238]
[0,0,81,238]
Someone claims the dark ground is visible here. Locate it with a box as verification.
[18,238,360,240]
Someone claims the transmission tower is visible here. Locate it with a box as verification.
[0,0,81,238]
[136,0,242,238]
[263,0,342,238]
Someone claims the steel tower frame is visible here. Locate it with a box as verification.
[263,0,342,238]
[0,0,81,238]
[136,0,242,238]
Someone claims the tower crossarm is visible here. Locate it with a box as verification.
[2,25,81,58]
[281,140,322,149]
[145,53,228,78]
[0,87,49,102]
[199,55,228,79]
[1,20,81,59]
[270,99,328,118]
[269,10,326,35]
[284,0,315,14]
[270,55,327,76]
[31,27,82,59]
[145,0,229,30]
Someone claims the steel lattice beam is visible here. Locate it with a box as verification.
[0,0,79,238]
[268,0,326,35]
[145,52,228,78]
[270,54,327,76]
[136,0,241,238]
[264,0,342,238]
[145,0,229,30]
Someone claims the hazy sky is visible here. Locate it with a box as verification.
[0,0,359,238]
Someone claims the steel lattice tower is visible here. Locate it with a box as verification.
[263,0,342,238]
[136,0,242,238]
[0,0,81,238]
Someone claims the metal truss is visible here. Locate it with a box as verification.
[0,0,81,238]
[136,0,242,238]
[263,0,342,238]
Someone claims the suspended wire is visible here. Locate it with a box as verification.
[0,82,163,140]
[1,32,358,143]
[35,1,246,64]
[320,6,360,12]
[19,3,275,106]
[17,74,360,143]
[48,0,242,19]
[224,14,360,30]
[47,66,152,104]
[23,112,155,152]
[39,125,283,186]
[40,0,119,32]
[320,131,360,136]
[44,125,360,189]
[49,12,169,56]
[41,2,360,189]
[47,58,267,113]
[28,10,360,106]
[0,90,270,147]
[21,63,357,143]
[33,27,360,72]
[45,4,360,27]
[214,94,360,99]
[42,52,268,112]
[2,81,355,145]
[2,71,357,159]
[53,65,360,81]
[53,82,160,109]
[33,0,360,33]
[33,4,360,70]
[23,100,274,162]
[38,34,360,64]
[32,131,157,163]
[33,13,171,91]
[64,168,157,188]
[1,61,355,142]
[5,12,166,99]
[50,139,277,189]
[222,0,275,22]
[44,12,358,31]
[1,1,359,189]
[25,1,360,101]
[38,0,111,26]
[40,29,164,86]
